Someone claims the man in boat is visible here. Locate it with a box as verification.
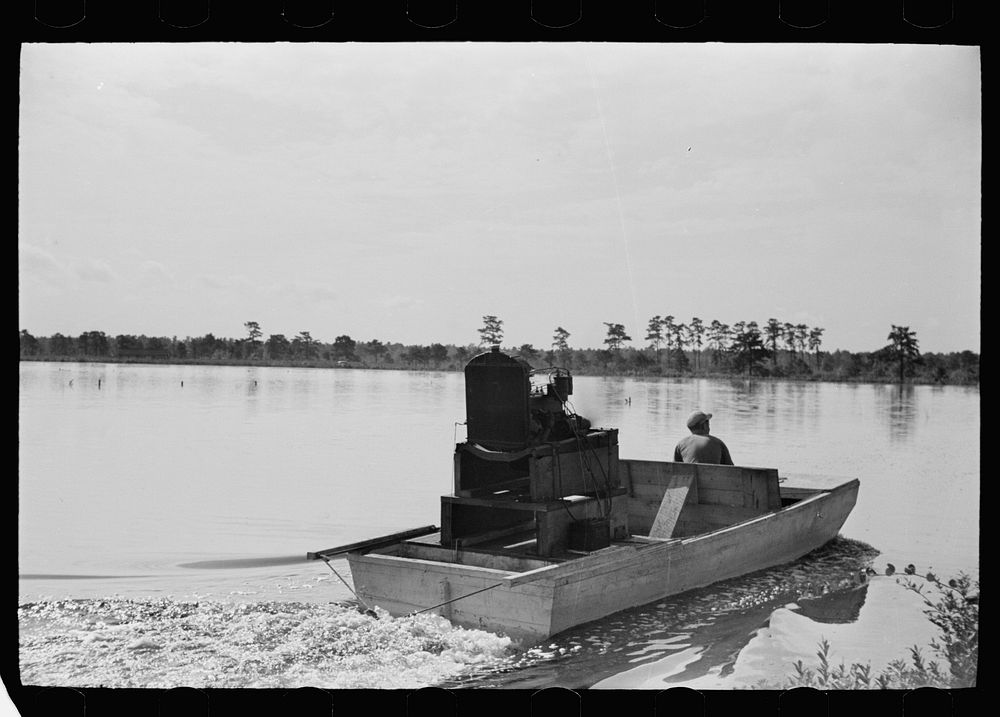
[674,410,734,465]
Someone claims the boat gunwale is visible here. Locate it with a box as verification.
[384,540,558,573]
[677,483,852,545]
[351,551,522,580]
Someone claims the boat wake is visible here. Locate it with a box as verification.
[18,598,514,689]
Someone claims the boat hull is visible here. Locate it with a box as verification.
[347,476,859,646]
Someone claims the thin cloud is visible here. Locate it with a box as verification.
[379,295,425,310]
[139,260,175,284]
[198,274,255,291]
[75,258,117,283]
[18,243,69,286]
[289,282,338,304]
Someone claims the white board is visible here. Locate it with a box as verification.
[648,474,694,538]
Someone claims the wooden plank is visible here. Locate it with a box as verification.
[307,525,439,560]
[624,459,699,485]
[503,561,568,587]
[350,555,556,644]
[536,501,594,557]
[350,555,555,617]
[529,455,544,500]
[670,518,703,537]
[629,481,663,502]
[741,473,755,508]
[630,476,700,501]
[648,474,693,539]
[680,503,764,530]
[607,444,620,488]
[620,459,633,493]
[453,520,535,547]
[600,481,662,504]
[444,501,532,544]
[351,550,558,602]
[397,542,553,572]
[442,494,557,512]
[461,476,531,499]
[697,486,745,507]
[691,465,744,491]
[535,495,628,557]
[746,469,782,510]
[441,499,454,543]
[442,489,625,514]
[526,434,580,457]
[620,535,678,545]
[650,504,763,537]
[531,443,620,502]
[626,463,700,502]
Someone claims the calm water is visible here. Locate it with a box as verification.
[17,361,979,689]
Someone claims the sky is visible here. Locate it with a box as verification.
[18,43,980,354]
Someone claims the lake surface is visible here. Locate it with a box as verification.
[17,361,979,689]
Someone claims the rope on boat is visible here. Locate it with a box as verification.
[318,555,379,618]
[409,581,506,616]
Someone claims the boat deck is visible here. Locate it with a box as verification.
[400,528,666,564]
[384,469,842,567]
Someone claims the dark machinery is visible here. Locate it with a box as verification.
[441,347,626,556]
[464,346,589,451]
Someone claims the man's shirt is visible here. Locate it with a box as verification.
[673,434,734,465]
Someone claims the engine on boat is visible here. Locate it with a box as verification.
[447,346,625,555]
[464,345,590,451]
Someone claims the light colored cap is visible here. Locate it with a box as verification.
[686,410,712,429]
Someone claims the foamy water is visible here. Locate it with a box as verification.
[19,599,513,689]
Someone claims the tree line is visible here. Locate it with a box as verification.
[18,317,978,386]
[479,315,976,385]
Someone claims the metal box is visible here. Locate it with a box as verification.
[568,517,611,552]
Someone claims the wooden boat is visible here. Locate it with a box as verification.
[308,349,859,647]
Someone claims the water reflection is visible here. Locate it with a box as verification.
[245,368,261,398]
[793,584,869,624]
[874,384,918,443]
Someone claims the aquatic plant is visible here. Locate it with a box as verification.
[899,571,979,687]
[775,571,978,690]
[784,639,949,690]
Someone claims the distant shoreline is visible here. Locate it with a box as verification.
[18,356,979,387]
